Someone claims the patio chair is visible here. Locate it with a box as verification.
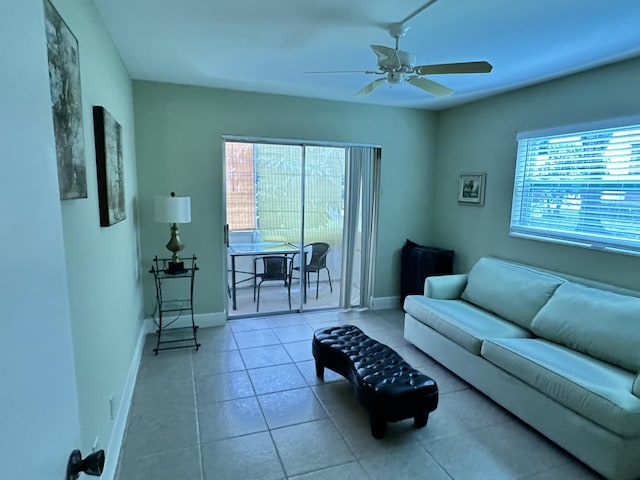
[289,242,332,299]
[253,256,291,312]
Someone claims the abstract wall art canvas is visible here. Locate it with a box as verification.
[44,0,87,200]
[93,106,126,226]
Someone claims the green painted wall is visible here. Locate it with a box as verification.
[133,82,438,314]
[432,56,640,290]
[53,0,144,455]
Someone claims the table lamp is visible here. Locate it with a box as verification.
[155,192,191,273]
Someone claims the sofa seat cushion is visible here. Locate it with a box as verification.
[403,296,532,355]
[531,282,640,372]
[460,257,563,330]
[481,338,640,436]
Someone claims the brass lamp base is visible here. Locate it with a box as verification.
[165,222,185,271]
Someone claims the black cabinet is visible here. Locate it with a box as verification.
[401,240,454,302]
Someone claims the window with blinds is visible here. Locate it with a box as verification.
[510,121,640,255]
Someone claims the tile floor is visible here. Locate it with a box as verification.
[115,308,603,480]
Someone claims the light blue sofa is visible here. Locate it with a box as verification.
[403,257,640,480]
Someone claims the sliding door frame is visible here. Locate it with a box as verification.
[223,135,381,316]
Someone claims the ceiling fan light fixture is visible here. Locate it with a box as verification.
[388,71,404,84]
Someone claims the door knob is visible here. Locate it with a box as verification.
[66,449,105,479]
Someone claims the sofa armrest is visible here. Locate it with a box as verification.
[633,374,640,398]
[424,274,468,299]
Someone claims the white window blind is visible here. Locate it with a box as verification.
[510,122,640,255]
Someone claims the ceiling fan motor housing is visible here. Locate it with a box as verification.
[397,50,416,72]
[377,49,416,73]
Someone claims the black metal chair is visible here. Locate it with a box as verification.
[289,242,332,299]
[253,256,291,312]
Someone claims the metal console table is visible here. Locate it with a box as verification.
[149,255,200,354]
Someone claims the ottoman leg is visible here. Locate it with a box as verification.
[414,413,429,429]
[370,414,387,439]
[315,360,324,379]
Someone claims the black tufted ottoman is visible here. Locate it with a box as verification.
[312,324,438,439]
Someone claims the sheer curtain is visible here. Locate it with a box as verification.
[341,146,380,308]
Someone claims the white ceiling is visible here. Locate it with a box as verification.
[92,0,640,110]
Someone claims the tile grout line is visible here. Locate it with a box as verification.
[238,327,293,479]
[190,351,206,480]
[301,341,364,476]
[234,320,362,479]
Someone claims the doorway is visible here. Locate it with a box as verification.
[223,138,380,318]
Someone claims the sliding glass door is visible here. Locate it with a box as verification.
[224,138,379,318]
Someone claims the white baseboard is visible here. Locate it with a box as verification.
[370,296,401,310]
[101,320,147,480]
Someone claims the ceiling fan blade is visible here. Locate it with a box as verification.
[398,0,440,26]
[305,70,380,75]
[406,76,453,97]
[415,61,493,75]
[355,78,388,96]
[370,45,400,67]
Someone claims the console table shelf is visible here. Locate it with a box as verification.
[149,255,201,354]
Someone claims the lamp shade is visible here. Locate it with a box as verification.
[155,194,191,224]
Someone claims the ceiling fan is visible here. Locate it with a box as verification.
[309,0,492,97]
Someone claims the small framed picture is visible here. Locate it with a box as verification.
[458,173,486,206]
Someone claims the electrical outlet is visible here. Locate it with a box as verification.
[109,394,115,421]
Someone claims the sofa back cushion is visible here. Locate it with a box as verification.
[461,257,563,330]
[531,282,640,372]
